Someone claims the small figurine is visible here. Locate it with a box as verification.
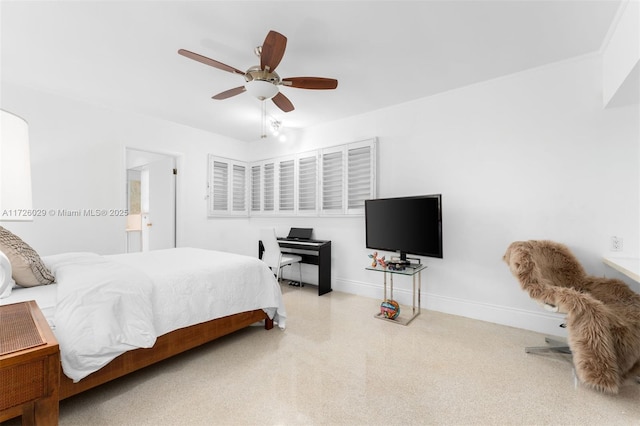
[369,252,378,267]
[368,251,387,269]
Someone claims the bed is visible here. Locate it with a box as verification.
[0,241,286,401]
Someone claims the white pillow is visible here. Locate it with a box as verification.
[0,250,15,298]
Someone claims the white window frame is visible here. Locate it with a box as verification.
[249,151,318,216]
[249,159,277,216]
[250,163,261,213]
[210,138,375,217]
[296,150,319,216]
[319,147,344,215]
[320,138,376,216]
[346,139,376,214]
[207,155,249,217]
[262,160,276,214]
[248,157,289,216]
[277,155,296,214]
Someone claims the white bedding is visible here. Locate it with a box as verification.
[48,252,157,382]
[0,282,58,326]
[107,248,286,336]
[0,248,286,383]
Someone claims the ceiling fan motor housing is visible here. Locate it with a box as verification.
[244,66,281,84]
[244,66,281,100]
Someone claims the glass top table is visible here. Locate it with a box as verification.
[366,263,426,325]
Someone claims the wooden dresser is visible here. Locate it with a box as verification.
[0,300,60,425]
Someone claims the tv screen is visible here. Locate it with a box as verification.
[365,194,442,260]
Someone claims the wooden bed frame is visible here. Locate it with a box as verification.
[59,309,273,399]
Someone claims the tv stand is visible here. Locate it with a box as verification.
[366,263,425,325]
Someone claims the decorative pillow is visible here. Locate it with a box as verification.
[0,226,55,287]
[0,250,15,298]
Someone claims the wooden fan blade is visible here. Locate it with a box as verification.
[178,49,245,76]
[260,30,287,72]
[282,77,338,90]
[212,86,246,100]
[272,92,294,113]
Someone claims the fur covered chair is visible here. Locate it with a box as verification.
[503,240,640,394]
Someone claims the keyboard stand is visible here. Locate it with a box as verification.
[259,239,332,296]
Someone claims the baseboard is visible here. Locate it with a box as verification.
[334,277,568,338]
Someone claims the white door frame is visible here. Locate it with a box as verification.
[125,148,178,252]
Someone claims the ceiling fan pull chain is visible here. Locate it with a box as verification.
[261,101,267,139]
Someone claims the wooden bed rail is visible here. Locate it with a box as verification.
[60,309,273,400]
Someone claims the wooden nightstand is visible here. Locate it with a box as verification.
[0,300,60,425]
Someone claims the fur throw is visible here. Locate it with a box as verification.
[503,240,640,394]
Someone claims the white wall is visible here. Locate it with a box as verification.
[1,82,250,255]
[248,53,640,335]
[2,52,638,336]
[603,0,640,107]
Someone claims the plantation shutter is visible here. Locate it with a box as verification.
[347,145,373,210]
[298,153,317,212]
[207,155,249,216]
[209,138,374,217]
[263,162,275,212]
[212,161,228,212]
[321,150,343,212]
[251,165,261,212]
[232,164,246,212]
[279,159,295,211]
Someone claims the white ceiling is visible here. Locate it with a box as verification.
[0,1,622,142]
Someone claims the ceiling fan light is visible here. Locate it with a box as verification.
[245,80,278,100]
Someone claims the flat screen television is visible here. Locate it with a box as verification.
[365,194,442,261]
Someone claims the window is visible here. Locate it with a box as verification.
[248,151,319,216]
[211,160,228,212]
[321,150,343,212]
[321,138,376,215]
[298,153,318,213]
[249,160,275,215]
[250,165,261,212]
[263,162,275,212]
[279,159,295,212]
[347,144,374,210]
[232,164,246,212]
[207,155,248,217]
[210,138,375,217]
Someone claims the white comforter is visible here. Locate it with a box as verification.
[107,248,286,336]
[43,248,286,382]
[47,252,156,382]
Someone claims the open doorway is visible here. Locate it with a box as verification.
[126,148,177,252]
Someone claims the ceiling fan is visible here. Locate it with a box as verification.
[178,30,338,113]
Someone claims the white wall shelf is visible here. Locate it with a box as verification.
[603,257,640,283]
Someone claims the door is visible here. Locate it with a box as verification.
[126,149,177,252]
[143,155,176,251]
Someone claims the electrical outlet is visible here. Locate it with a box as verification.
[611,236,623,252]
